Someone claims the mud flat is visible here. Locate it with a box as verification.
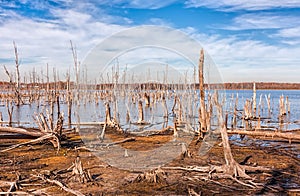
[0,128,299,195]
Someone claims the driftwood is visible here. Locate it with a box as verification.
[128,126,174,137]
[0,172,24,195]
[0,127,44,137]
[0,112,64,152]
[162,93,269,188]
[34,174,85,196]
[1,134,60,152]
[227,129,300,142]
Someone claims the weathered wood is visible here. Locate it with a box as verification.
[105,102,113,125]
[138,100,144,123]
[13,41,23,106]
[252,82,257,116]
[214,94,251,179]
[227,129,300,142]
[0,127,43,137]
[198,49,207,134]
[35,174,85,196]
[1,134,60,152]
[68,156,91,183]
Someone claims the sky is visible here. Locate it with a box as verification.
[0,0,300,83]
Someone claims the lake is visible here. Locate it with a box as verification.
[0,89,299,131]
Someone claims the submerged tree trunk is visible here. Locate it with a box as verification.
[13,41,23,106]
[252,82,256,117]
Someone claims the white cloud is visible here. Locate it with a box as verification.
[93,0,179,9]
[222,13,300,30]
[185,0,300,11]
[276,27,300,38]
[212,12,300,46]
[183,27,300,82]
[0,8,126,81]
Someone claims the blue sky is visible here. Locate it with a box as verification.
[0,0,300,82]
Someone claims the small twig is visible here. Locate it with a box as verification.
[34,174,85,196]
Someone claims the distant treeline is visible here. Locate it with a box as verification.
[221,82,300,90]
[0,81,300,90]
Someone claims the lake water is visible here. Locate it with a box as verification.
[0,89,300,131]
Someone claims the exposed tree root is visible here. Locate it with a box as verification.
[134,167,167,183]
[67,156,92,183]
[1,113,64,152]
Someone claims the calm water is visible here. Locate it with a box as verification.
[0,89,300,131]
[224,89,300,130]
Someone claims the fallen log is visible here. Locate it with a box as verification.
[1,134,60,152]
[0,127,43,137]
[0,113,64,152]
[227,129,300,142]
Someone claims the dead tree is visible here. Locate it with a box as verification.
[6,100,14,127]
[3,65,21,107]
[138,100,144,123]
[0,112,3,126]
[198,49,207,138]
[252,82,257,116]
[70,40,81,133]
[279,95,286,116]
[265,94,271,116]
[99,102,123,139]
[105,102,113,125]
[13,41,23,106]
[214,95,251,179]
[1,112,64,152]
[231,94,238,130]
[68,156,91,183]
[66,72,72,127]
[144,92,150,107]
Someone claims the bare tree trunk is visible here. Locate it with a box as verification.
[70,40,80,132]
[144,93,150,107]
[252,82,256,117]
[279,95,286,116]
[66,72,72,127]
[46,63,50,102]
[232,94,238,130]
[265,94,271,116]
[138,100,144,123]
[105,102,112,125]
[198,49,207,138]
[6,100,13,127]
[0,112,3,126]
[214,94,250,179]
[13,41,22,106]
